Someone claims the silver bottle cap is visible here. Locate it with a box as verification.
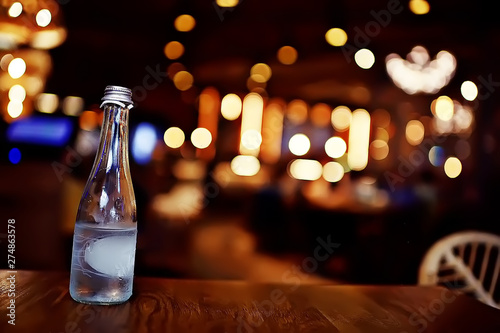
[101,85,134,109]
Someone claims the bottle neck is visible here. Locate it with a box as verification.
[97,103,131,173]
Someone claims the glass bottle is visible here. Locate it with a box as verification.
[69,85,137,305]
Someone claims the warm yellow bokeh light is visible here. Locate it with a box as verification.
[371,109,391,128]
[216,0,239,7]
[288,133,311,156]
[325,136,347,158]
[240,93,264,155]
[164,127,185,148]
[62,96,84,116]
[287,99,308,125]
[36,93,58,113]
[7,101,23,118]
[375,127,389,142]
[36,9,52,27]
[370,140,389,160]
[409,0,430,15]
[241,129,262,150]
[325,28,348,47]
[323,161,344,182]
[277,46,298,65]
[434,95,454,121]
[289,159,323,181]
[8,58,26,79]
[405,120,425,146]
[231,155,260,176]
[444,157,462,178]
[221,93,242,120]
[173,71,194,91]
[8,2,22,17]
[461,81,478,101]
[191,127,212,149]
[164,41,184,60]
[8,85,26,102]
[174,14,196,32]
[250,63,272,83]
[348,109,371,171]
[331,106,352,131]
[355,48,375,69]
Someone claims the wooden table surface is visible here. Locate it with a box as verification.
[0,270,499,333]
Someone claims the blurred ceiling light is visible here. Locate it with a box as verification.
[289,159,322,181]
[370,140,389,160]
[250,63,272,83]
[386,46,456,94]
[433,95,454,121]
[36,9,52,27]
[231,155,260,176]
[191,127,212,149]
[405,119,425,145]
[8,84,26,102]
[325,136,347,158]
[8,57,26,79]
[7,100,23,118]
[325,28,347,47]
[347,109,370,171]
[174,14,196,32]
[310,103,331,127]
[374,127,389,142]
[79,110,98,131]
[428,146,445,166]
[331,106,351,131]
[261,101,284,164]
[444,157,462,178]
[323,161,344,182]
[355,48,375,69]
[461,81,478,101]
[277,46,298,65]
[287,99,308,125]
[239,93,263,155]
[221,93,242,120]
[62,96,84,116]
[216,0,239,7]
[288,133,310,156]
[409,0,430,15]
[173,70,194,91]
[35,93,58,113]
[30,28,67,49]
[164,41,184,60]
[8,2,23,17]
[164,127,185,148]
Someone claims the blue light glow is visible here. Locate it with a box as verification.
[132,122,157,165]
[8,148,21,164]
[6,116,73,146]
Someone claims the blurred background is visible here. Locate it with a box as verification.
[1,0,500,285]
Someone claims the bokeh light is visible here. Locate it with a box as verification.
[231,155,260,176]
[36,93,59,114]
[355,48,375,69]
[434,95,454,121]
[36,9,52,27]
[444,157,462,178]
[250,63,272,83]
[288,133,311,156]
[323,161,344,182]
[325,28,347,47]
[174,14,196,32]
[7,101,23,118]
[8,58,26,79]
[221,93,242,120]
[405,120,425,146]
[287,99,308,125]
[8,2,22,17]
[461,81,478,101]
[173,71,194,91]
[325,136,347,158]
[409,0,430,15]
[9,85,26,102]
[277,46,298,65]
[191,127,212,149]
[429,146,445,167]
[216,0,239,7]
[8,148,21,164]
[164,41,184,60]
[370,140,389,160]
[164,127,185,148]
[289,159,322,181]
[331,106,351,131]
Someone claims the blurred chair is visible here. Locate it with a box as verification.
[418,231,500,309]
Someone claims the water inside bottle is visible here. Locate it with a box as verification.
[69,223,137,304]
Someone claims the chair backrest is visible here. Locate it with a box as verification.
[418,230,500,309]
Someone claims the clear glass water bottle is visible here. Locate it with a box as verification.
[69,85,137,304]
